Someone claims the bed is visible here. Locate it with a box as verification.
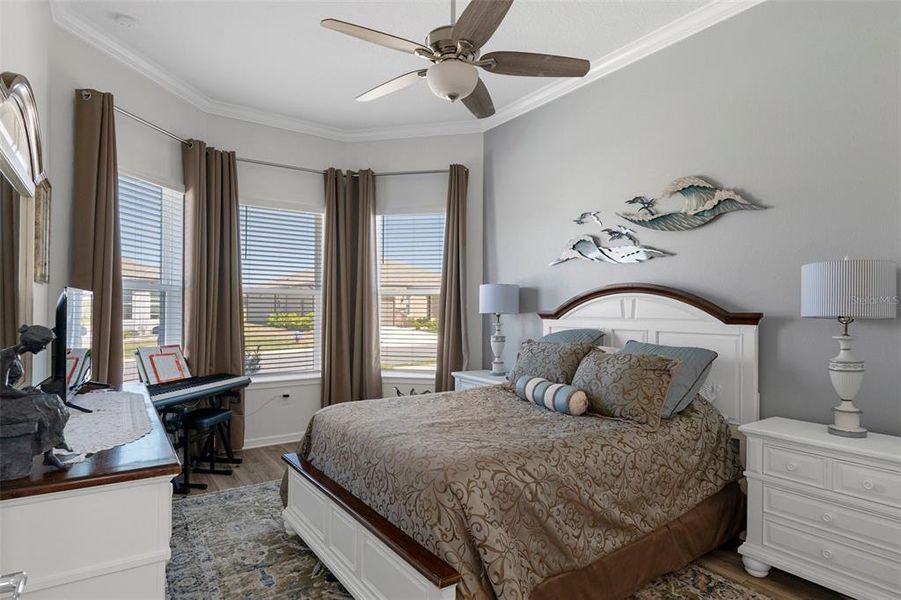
[282,284,762,600]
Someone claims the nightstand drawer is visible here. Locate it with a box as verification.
[455,380,477,391]
[764,486,901,553]
[763,520,900,593]
[763,444,826,488]
[833,460,901,508]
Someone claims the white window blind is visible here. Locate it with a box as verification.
[377,213,446,373]
[240,205,322,376]
[118,175,184,382]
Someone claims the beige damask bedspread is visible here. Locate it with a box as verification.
[298,385,741,600]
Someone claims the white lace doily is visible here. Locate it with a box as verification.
[54,391,153,464]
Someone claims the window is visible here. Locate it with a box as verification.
[377,213,445,373]
[118,175,184,381]
[240,205,323,376]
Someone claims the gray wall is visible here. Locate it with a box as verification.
[483,1,901,435]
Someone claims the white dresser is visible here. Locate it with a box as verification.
[451,370,507,391]
[0,386,180,599]
[739,418,901,600]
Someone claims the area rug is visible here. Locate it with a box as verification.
[167,480,769,600]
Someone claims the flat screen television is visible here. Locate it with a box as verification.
[41,287,94,407]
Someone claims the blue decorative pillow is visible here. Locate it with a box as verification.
[539,328,605,345]
[514,375,588,416]
[622,340,718,418]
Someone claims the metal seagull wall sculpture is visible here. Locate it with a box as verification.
[619,176,766,231]
[602,225,640,244]
[551,218,671,266]
[573,211,603,226]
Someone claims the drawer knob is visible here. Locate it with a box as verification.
[862,479,875,491]
[821,513,833,523]
[821,549,833,560]
[785,462,797,472]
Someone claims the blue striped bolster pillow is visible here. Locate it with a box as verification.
[514,376,589,416]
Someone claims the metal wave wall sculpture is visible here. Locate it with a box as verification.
[619,176,766,231]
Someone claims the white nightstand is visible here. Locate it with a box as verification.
[451,370,507,391]
[738,417,901,600]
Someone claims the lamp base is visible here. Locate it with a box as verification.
[828,424,868,438]
[490,314,506,377]
[826,332,867,438]
[828,401,867,438]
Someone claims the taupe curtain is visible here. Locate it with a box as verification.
[183,140,246,449]
[435,164,469,391]
[0,178,20,347]
[72,89,123,385]
[321,168,382,406]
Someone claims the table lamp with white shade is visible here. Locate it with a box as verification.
[479,284,520,376]
[801,258,897,437]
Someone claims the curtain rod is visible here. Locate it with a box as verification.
[113,105,449,177]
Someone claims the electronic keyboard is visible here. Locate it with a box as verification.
[148,373,251,410]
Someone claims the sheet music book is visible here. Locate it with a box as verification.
[135,345,192,385]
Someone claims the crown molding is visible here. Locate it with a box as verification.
[50,0,764,143]
[50,1,212,110]
[480,0,766,131]
[338,119,484,142]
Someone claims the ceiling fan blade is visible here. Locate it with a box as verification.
[356,70,427,102]
[480,51,590,77]
[321,19,431,56]
[452,0,513,50]
[462,78,495,119]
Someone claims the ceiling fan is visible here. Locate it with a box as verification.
[321,0,591,119]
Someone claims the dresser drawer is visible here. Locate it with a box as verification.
[764,485,901,553]
[833,460,901,508]
[763,444,826,488]
[763,520,900,593]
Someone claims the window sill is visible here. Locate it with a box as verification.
[249,372,321,389]
[245,371,435,389]
[382,371,436,382]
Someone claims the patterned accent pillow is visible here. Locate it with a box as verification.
[514,375,589,416]
[506,340,595,385]
[571,350,679,430]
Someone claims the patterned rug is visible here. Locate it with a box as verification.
[167,481,768,600]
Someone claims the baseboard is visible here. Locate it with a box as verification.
[243,432,303,450]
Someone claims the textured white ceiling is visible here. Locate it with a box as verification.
[60,1,707,133]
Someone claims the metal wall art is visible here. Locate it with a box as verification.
[550,216,672,266]
[619,176,766,231]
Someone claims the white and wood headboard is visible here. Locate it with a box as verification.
[539,283,763,427]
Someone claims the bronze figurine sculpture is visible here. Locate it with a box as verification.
[0,325,72,480]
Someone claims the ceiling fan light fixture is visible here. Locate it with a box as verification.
[426,59,478,102]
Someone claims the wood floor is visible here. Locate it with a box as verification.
[185,442,297,493]
[184,444,843,600]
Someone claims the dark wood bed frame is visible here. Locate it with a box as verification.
[283,452,461,588]
[283,282,762,597]
[538,283,763,325]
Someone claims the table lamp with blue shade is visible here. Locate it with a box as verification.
[479,284,519,376]
[801,258,897,437]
